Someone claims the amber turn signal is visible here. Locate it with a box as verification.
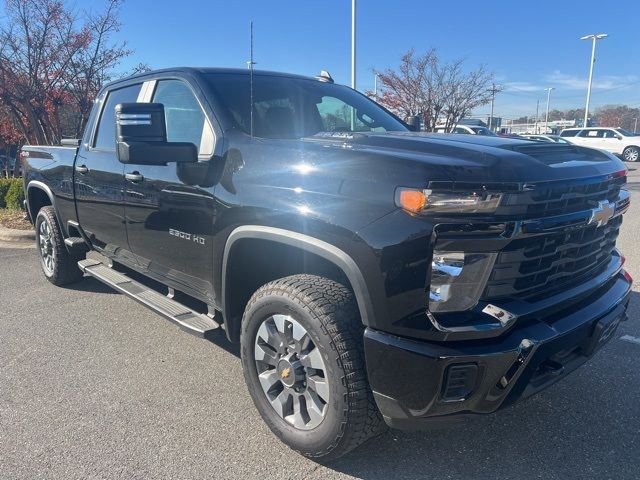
[398,189,426,212]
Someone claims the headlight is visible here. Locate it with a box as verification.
[429,251,497,313]
[396,188,502,214]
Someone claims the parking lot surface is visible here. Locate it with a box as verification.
[2,167,640,480]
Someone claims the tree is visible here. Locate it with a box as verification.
[0,0,135,145]
[368,49,495,131]
[596,105,640,131]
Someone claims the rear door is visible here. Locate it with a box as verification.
[123,78,218,301]
[75,83,142,259]
[572,128,604,148]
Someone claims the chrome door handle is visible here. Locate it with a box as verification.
[125,172,144,183]
[75,165,89,174]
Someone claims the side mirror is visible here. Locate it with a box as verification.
[115,103,197,165]
[405,115,422,132]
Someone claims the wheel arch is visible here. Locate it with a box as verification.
[26,181,58,226]
[221,226,375,343]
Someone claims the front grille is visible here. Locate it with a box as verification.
[498,174,624,218]
[483,214,622,300]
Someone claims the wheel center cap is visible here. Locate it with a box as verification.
[277,359,296,387]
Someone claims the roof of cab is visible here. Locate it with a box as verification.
[104,67,321,90]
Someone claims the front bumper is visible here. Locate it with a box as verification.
[364,270,631,429]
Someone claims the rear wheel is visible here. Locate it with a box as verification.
[623,146,639,162]
[240,274,384,461]
[35,206,84,285]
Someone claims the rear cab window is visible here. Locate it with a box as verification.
[93,84,143,150]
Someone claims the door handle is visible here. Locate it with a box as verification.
[75,164,89,174]
[125,172,144,183]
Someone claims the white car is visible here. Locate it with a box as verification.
[434,125,497,136]
[560,127,640,162]
[518,134,572,144]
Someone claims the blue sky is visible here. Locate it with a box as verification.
[99,0,640,119]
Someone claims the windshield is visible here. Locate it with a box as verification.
[471,127,497,136]
[616,128,640,137]
[205,73,408,139]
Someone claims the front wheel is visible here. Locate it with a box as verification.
[240,274,384,461]
[623,146,639,162]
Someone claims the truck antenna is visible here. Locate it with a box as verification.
[247,21,256,138]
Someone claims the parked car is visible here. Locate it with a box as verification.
[0,155,17,177]
[21,67,631,460]
[519,134,572,144]
[561,127,640,161]
[434,125,498,136]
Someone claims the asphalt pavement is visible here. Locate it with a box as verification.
[2,167,640,479]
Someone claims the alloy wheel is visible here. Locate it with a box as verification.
[624,147,639,162]
[38,219,55,275]
[254,314,330,430]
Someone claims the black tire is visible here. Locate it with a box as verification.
[240,274,385,461]
[35,206,84,285]
[623,146,640,162]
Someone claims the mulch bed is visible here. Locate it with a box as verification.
[0,209,33,230]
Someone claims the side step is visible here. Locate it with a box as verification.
[65,236,90,253]
[78,259,220,338]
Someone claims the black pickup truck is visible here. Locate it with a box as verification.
[22,67,632,460]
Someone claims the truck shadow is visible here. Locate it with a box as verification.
[327,291,640,479]
[63,276,118,294]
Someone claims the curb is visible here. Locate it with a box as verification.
[0,225,35,243]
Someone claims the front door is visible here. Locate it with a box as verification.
[601,129,623,154]
[124,78,218,302]
[75,83,142,261]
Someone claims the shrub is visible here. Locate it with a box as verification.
[4,179,24,210]
[0,178,12,208]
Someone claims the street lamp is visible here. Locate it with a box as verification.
[581,33,608,127]
[351,0,356,90]
[544,87,554,134]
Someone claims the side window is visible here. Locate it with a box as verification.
[604,130,619,138]
[93,84,142,150]
[581,129,604,138]
[152,79,214,155]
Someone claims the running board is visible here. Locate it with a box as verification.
[78,259,220,338]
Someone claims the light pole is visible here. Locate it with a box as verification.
[488,84,500,130]
[351,0,356,90]
[634,117,638,133]
[544,87,554,134]
[581,33,608,127]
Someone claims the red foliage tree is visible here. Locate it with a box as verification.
[367,49,495,131]
[0,0,137,146]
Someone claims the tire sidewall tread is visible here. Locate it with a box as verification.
[35,206,84,286]
[240,274,384,461]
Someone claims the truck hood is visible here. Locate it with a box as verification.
[304,131,625,185]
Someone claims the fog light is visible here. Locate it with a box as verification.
[441,363,478,402]
[429,251,497,313]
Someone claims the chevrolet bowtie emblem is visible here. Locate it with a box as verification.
[280,367,291,379]
[589,200,616,227]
